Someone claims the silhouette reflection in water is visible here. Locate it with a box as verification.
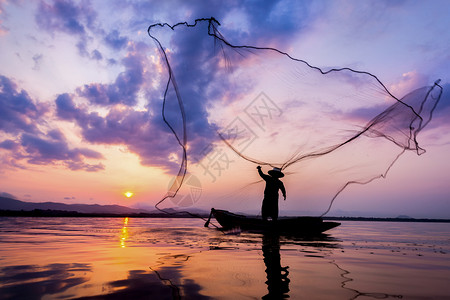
[262,233,290,299]
[0,263,91,300]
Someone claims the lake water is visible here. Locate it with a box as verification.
[0,217,449,299]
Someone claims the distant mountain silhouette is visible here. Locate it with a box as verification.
[0,196,152,214]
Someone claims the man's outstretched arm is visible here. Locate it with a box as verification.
[257,166,269,180]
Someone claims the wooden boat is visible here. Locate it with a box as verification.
[206,208,340,235]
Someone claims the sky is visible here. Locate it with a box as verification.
[0,0,449,218]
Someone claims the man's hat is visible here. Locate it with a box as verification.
[268,167,284,178]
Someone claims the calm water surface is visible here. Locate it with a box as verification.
[0,217,449,299]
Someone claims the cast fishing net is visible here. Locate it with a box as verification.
[148,18,442,216]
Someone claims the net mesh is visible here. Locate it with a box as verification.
[148,18,443,216]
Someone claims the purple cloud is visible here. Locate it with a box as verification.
[76,42,146,106]
[33,0,127,61]
[125,0,303,49]
[35,0,97,35]
[91,49,103,60]
[235,0,307,46]
[0,130,105,172]
[55,93,83,120]
[56,94,182,172]
[20,131,104,171]
[104,29,128,50]
[54,8,430,176]
[422,83,450,131]
[0,139,19,150]
[55,53,218,173]
[51,12,412,177]
[0,75,104,172]
[0,75,44,134]
[35,0,98,57]
[435,83,450,111]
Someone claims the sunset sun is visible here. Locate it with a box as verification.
[124,191,134,198]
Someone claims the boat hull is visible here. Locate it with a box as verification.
[210,208,340,235]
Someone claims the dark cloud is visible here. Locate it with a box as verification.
[20,131,104,171]
[435,83,450,111]
[33,0,128,62]
[56,95,182,172]
[76,42,146,106]
[76,84,110,105]
[0,139,19,150]
[35,0,99,58]
[107,58,118,65]
[154,21,237,150]
[122,0,305,49]
[55,93,82,120]
[423,83,450,130]
[90,49,102,60]
[0,75,43,134]
[32,1,311,174]
[0,76,104,172]
[21,133,70,160]
[30,3,322,174]
[239,0,308,43]
[104,29,128,50]
[47,129,65,141]
[54,54,209,172]
[105,52,144,104]
[163,0,306,46]
[35,0,97,36]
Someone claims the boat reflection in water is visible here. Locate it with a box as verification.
[3,218,444,298]
[262,233,290,299]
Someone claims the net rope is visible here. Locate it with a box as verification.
[147,17,443,218]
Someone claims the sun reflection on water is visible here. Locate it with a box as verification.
[0,218,448,299]
[120,217,129,248]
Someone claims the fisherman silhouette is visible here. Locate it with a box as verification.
[257,166,286,222]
